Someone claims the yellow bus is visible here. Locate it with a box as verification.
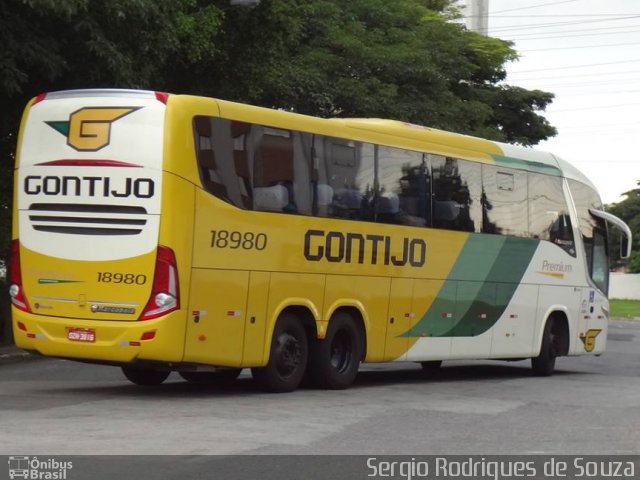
[10,89,631,392]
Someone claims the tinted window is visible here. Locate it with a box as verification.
[482,165,528,236]
[194,116,235,204]
[313,135,375,221]
[194,116,313,215]
[431,156,481,232]
[252,126,313,215]
[529,173,575,256]
[377,146,430,226]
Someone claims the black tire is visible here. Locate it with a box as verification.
[308,312,362,390]
[532,319,558,376]
[420,360,442,374]
[251,313,308,393]
[121,365,170,386]
[179,369,242,384]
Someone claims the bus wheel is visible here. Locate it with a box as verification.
[420,360,442,375]
[252,313,308,393]
[531,319,558,376]
[309,312,362,390]
[121,366,170,386]
[179,369,242,384]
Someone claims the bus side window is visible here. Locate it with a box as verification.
[529,173,576,256]
[194,116,230,202]
[377,146,430,227]
[482,165,528,237]
[431,156,481,233]
[253,129,297,213]
[231,121,253,209]
[291,132,313,215]
[315,136,375,222]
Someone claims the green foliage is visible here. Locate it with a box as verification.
[607,184,640,272]
[609,299,640,318]
[628,251,640,274]
[178,0,555,147]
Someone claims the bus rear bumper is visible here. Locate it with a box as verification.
[11,307,186,364]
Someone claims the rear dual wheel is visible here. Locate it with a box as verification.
[252,313,308,393]
[308,312,363,390]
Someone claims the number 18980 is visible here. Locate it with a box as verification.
[210,230,267,250]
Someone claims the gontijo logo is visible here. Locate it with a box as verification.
[46,106,140,151]
[580,329,602,353]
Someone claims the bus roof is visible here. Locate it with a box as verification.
[340,118,596,189]
[31,90,597,193]
[205,97,597,190]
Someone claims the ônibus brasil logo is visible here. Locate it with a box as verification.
[8,456,73,479]
[46,106,140,152]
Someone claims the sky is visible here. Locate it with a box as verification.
[466,0,640,204]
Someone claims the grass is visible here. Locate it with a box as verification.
[610,299,640,318]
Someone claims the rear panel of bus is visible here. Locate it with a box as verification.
[11,90,188,363]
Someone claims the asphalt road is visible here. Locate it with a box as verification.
[0,320,638,463]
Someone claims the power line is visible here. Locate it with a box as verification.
[512,78,640,89]
[508,58,640,74]
[503,23,640,40]
[494,14,640,17]
[520,41,640,52]
[491,15,640,34]
[510,68,640,82]
[560,121,640,130]
[557,89,640,96]
[552,102,640,113]
[508,26,640,42]
[491,0,580,15]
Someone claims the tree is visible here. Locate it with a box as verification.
[175,0,555,145]
[607,183,640,272]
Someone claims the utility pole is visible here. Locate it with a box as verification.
[465,0,489,36]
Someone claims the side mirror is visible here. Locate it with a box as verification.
[621,236,630,260]
[589,209,632,259]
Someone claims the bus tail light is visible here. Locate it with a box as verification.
[154,92,169,104]
[9,240,31,313]
[139,246,180,320]
[32,92,47,105]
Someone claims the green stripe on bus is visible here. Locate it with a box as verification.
[404,235,539,338]
[493,154,562,176]
[447,236,539,336]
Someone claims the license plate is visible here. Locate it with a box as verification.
[67,328,96,343]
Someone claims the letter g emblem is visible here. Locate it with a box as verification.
[46,106,141,152]
[67,107,140,151]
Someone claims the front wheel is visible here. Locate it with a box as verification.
[531,320,558,376]
[308,312,363,390]
[252,313,308,393]
[121,366,170,386]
